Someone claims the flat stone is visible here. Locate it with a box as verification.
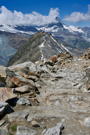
[16,126,37,135]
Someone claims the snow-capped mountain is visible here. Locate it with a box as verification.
[0,18,87,35]
[0,17,90,65]
[0,18,90,43]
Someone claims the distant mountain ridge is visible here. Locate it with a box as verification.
[0,17,90,65]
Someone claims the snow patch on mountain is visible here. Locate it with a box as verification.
[0,25,18,33]
[37,25,59,33]
[63,25,84,33]
[0,25,34,35]
[39,42,45,48]
[39,41,45,60]
[50,35,72,54]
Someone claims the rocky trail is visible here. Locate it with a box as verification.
[0,52,90,135]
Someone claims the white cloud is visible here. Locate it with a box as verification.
[0,6,59,26]
[64,5,90,23]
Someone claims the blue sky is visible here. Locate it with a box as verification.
[0,0,90,26]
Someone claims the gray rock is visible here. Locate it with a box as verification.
[8,111,29,122]
[14,85,31,94]
[9,61,37,72]
[68,96,83,102]
[6,68,35,88]
[17,98,31,105]
[16,126,37,135]
[43,122,64,135]
[84,117,90,127]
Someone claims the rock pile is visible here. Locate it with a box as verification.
[0,52,90,135]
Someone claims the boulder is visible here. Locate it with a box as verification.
[0,87,17,102]
[9,61,37,73]
[13,85,31,94]
[6,69,36,88]
[43,122,64,135]
[49,55,58,63]
[9,62,40,82]
[17,98,31,105]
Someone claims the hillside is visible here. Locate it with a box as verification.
[8,32,71,66]
[0,50,90,135]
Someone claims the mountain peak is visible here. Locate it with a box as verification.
[8,32,71,66]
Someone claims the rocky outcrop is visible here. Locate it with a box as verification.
[17,98,31,105]
[0,52,90,135]
[82,48,90,60]
[43,122,64,135]
[0,87,17,102]
[8,32,71,66]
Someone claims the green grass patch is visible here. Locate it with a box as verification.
[10,124,17,132]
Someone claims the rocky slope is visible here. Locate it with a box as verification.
[8,32,71,66]
[0,50,90,135]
